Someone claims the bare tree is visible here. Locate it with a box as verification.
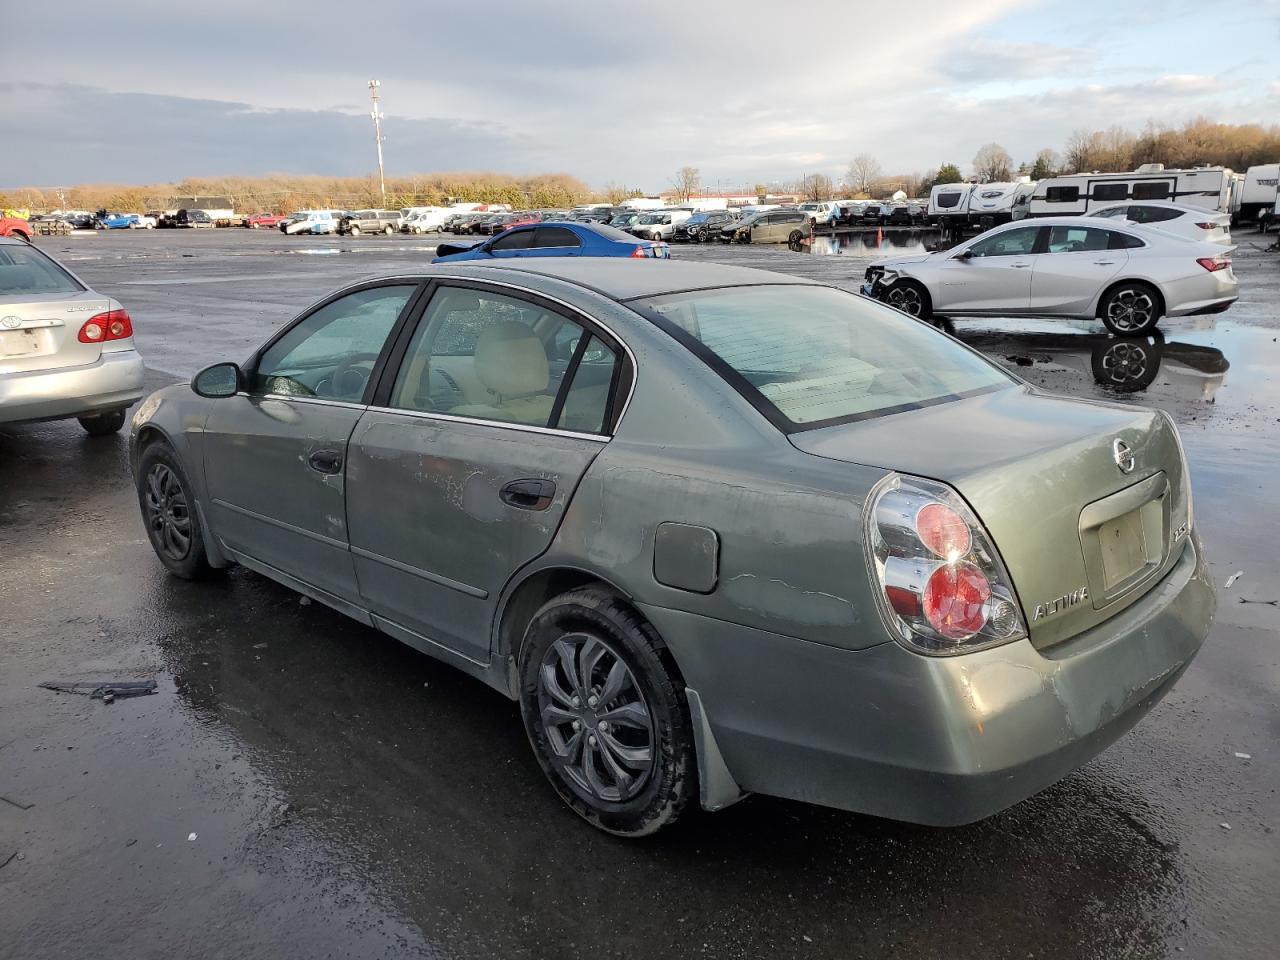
[602,181,629,204]
[670,166,701,202]
[804,173,834,201]
[847,154,881,195]
[972,143,1013,182]
[1029,148,1060,179]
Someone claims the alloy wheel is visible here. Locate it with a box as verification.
[144,464,192,561]
[1106,289,1154,332]
[887,284,924,317]
[537,633,655,803]
[1100,341,1151,384]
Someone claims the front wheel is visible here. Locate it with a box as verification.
[137,443,216,579]
[1100,282,1161,336]
[518,587,696,837]
[383,224,394,235]
[78,409,127,436]
[883,279,933,320]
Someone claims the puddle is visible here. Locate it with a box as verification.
[804,229,940,258]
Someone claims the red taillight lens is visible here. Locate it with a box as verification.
[1194,222,1217,230]
[1196,257,1229,272]
[914,503,970,559]
[78,309,133,343]
[630,245,647,258]
[923,562,991,640]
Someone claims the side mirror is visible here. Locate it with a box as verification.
[954,248,973,261]
[193,362,242,398]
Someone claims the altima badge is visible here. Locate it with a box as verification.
[1113,439,1135,474]
[1033,587,1089,621]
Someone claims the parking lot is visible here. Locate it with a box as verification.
[2,228,1277,959]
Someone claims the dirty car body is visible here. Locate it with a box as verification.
[129,259,1214,834]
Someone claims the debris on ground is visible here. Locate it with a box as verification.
[1220,822,1232,830]
[187,832,198,842]
[1225,571,1244,589]
[1238,598,1279,606]
[0,852,16,871]
[38,680,159,703]
[299,597,312,606]
[1235,752,1253,760]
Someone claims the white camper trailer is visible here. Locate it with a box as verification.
[1233,164,1279,226]
[927,183,974,233]
[1027,164,1233,217]
[967,179,1037,228]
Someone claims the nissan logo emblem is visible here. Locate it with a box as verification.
[1,316,21,329]
[1113,439,1136,474]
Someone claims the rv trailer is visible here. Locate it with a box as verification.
[967,179,1037,228]
[1233,164,1279,227]
[1027,164,1234,217]
[927,182,974,235]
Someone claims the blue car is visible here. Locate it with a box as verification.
[101,214,139,229]
[432,220,670,263]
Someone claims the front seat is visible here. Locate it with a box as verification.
[449,320,555,425]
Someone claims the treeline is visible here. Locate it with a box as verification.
[0,171,593,215]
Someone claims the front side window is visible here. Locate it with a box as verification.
[1046,226,1110,253]
[634,285,1012,429]
[253,284,415,401]
[0,244,84,295]
[490,229,535,251]
[966,227,1040,258]
[388,286,619,432]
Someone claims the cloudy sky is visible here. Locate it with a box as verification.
[3,0,1278,190]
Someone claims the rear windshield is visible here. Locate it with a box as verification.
[0,244,84,296]
[633,285,1013,430]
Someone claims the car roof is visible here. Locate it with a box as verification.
[1089,200,1208,214]
[424,258,813,302]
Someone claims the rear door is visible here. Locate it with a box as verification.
[202,281,420,606]
[932,225,1041,313]
[1029,225,1126,314]
[528,225,582,257]
[345,281,630,661]
[0,243,111,375]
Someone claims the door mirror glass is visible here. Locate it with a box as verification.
[193,362,242,398]
[954,248,973,261]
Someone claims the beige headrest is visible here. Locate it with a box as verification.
[473,321,549,398]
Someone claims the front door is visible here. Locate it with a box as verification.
[345,282,627,661]
[202,282,419,605]
[1029,225,1127,314]
[933,225,1041,313]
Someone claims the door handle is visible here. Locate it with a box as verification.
[1093,260,1116,265]
[1011,262,1031,268]
[307,449,343,475]
[500,478,556,511]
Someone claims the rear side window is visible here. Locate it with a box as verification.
[532,226,581,248]
[633,285,1012,429]
[0,245,84,296]
[1045,186,1080,203]
[1094,183,1128,202]
[1130,205,1180,223]
[1108,232,1145,250]
[1133,182,1171,200]
[1046,226,1110,253]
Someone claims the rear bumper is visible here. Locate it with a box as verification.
[643,532,1214,824]
[0,349,145,424]
[1163,272,1239,318]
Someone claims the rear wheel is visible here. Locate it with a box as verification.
[884,279,932,320]
[349,225,361,236]
[383,224,394,235]
[137,442,215,579]
[78,409,127,436]
[788,229,804,245]
[518,587,695,837]
[1100,282,1161,336]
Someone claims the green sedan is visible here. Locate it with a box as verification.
[130,259,1214,836]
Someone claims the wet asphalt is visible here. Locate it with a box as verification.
[1,228,1277,960]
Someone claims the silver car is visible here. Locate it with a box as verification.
[130,259,1213,836]
[864,216,1238,335]
[0,237,144,434]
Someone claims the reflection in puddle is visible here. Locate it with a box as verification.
[805,229,941,258]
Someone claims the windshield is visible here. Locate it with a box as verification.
[638,214,662,224]
[0,244,84,296]
[633,285,1013,429]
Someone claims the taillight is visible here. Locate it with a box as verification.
[1194,222,1217,230]
[78,309,133,343]
[866,474,1025,655]
[630,245,648,258]
[1196,257,1229,272]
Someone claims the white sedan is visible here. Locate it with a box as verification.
[863,216,1238,336]
[1086,200,1232,245]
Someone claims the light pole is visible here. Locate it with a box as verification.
[369,80,386,206]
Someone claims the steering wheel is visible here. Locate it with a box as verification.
[320,352,379,400]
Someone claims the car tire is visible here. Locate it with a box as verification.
[788,230,804,245]
[349,225,361,236]
[383,225,394,235]
[883,279,933,320]
[78,409,127,436]
[1099,281,1162,337]
[1090,334,1163,393]
[137,441,216,580]
[518,586,696,837]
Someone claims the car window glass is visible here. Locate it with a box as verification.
[1133,182,1171,201]
[0,245,83,295]
[635,285,1012,427]
[389,287,587,429]
[556,335,619,433]
[1108,231,1145,250]
[1132,206,1180,223]
[253,285,414,401]
[1046,226,1110,253]
[490,229,535,251]
[532,226,581,248]
[966,227,1039,257]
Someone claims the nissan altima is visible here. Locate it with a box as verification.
[130,259,1214,836]
[864,216,1237,335]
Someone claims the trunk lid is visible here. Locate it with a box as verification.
[0,290,114,374]
[791,385,1191,649]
